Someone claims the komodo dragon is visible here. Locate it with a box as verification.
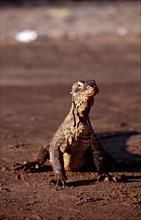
[15,80,120,188]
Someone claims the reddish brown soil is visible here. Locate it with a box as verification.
[0,37,141,220]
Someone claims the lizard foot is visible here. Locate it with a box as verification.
[49,173,71,190]
[49,179,69,190]
[13,161,40,172]
[97,173,122,183]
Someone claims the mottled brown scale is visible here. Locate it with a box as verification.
[15,80,118,187]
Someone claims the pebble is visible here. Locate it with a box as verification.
[32,214,42,220]
[0,187,11,192]
[15,174,21,180]
[1,166,7,172]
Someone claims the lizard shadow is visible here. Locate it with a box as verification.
[71,174,141,188]
[98,130,141,172]
[78,130,141,172]
[37,130,141,186]
[73,130,141,186]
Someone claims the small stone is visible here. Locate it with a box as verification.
[16,174,21,180]
[1,166,7,172]
[32,214,41,220]
[2,187,11,192]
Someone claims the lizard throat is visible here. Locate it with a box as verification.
[72,97,94,118]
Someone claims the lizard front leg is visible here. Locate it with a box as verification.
[91,133,119,182]
[14,146,49,172]
[49,144,68,189]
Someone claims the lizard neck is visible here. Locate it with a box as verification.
[69,97,94,127]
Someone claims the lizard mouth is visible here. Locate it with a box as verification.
[87,86,99,97]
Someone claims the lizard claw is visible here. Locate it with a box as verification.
[13,161,40,172]
[49,172,70,190]
[97,173,122,183]
[49,178,67,190]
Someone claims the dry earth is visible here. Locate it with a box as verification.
[0,2,141,220]
[0,37,141,220]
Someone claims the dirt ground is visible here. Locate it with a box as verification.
[0,2,141,219]
[0,36,141,220]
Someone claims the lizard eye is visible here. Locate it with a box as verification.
[77,82,84,88]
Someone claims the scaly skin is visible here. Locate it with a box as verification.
[15,80,118,188]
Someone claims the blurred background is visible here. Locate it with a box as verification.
[1,0,140,86]
[1,2,141,219]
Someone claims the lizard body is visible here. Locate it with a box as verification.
[15,80,117,187]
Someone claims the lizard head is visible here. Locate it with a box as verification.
[71,80,99,117]
[71,80,99,98]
